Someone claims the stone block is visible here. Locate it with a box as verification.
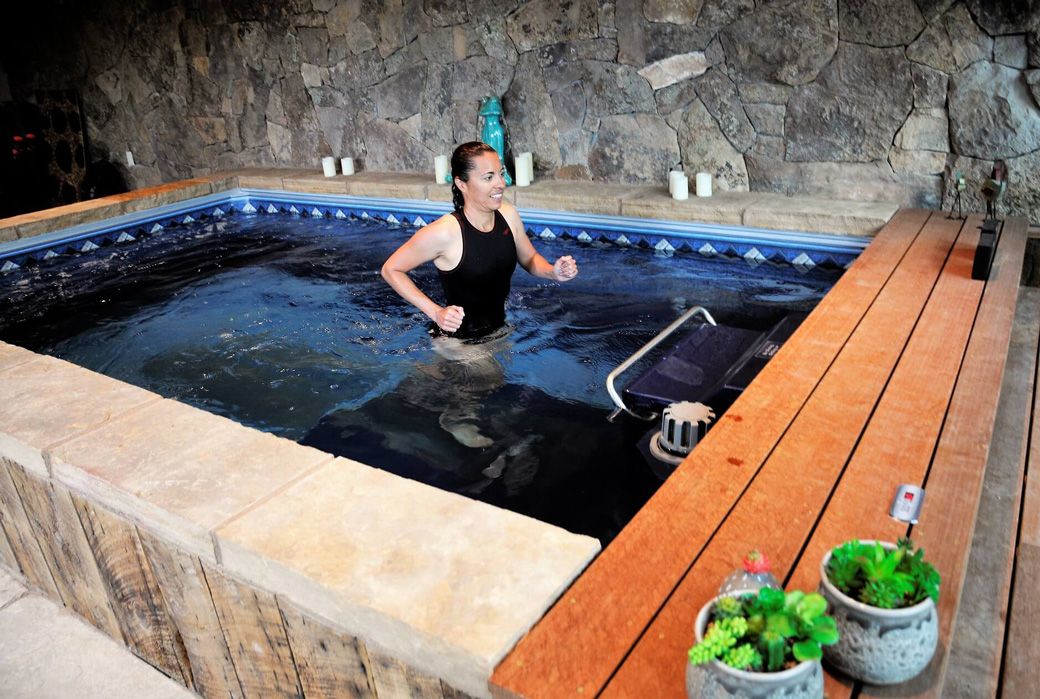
[895,108,949,152]
[620,189,760,225]
[0,342,38,373]
[13,199,127,241]
[49,398,331,561]
[890,148,948,176]
[995,34,1029,69]
[214,457,599,699]
[343,172,431,200]
[514,180,642,216]
[638,52,710,91]
[0,356,158,478]
[282,172,352,194]
[114,179,216,215]
[743,194,898,236]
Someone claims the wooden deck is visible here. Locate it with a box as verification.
[491,210,1033,698]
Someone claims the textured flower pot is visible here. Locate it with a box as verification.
[685,596,824,699]
[819,543,938,685]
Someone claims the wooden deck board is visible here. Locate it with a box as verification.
[490,209,932,698]
[860,217,1029,699]
[782,215,982,698]
[601,212,961,696]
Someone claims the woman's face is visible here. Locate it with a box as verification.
[456,151,506,211]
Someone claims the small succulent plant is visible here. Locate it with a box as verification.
[688,588,840,673]
[825,538,940,610]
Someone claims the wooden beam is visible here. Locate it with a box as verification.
[6,460,122,640]
[202,562,304,698]
[0,457,59,597]
[139,527,244,698]
[72,493,193,686]
[277,596,376,698]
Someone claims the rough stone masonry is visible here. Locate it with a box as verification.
[1,0,1038,222]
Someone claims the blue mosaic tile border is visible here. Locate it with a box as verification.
[0,189,868,274]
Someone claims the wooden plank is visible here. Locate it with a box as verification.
[139,527,245,698]
[276,596,376,698]
[72,492,193,685]
[942,285,1039,698]
[0,457,59,596]
[1003,543,1040,696]
[1020,290,1040,549]
[491,208,933,698]
[861,217,1031,699]
[361,645,446,699]
[602,211,961,696]
[5,460,123,640]
[202,561,304,698]
[779,216,982,697]
[0,521,16,571]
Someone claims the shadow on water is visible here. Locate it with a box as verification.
[301,333,660,544]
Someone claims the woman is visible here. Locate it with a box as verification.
[381,141,578,339]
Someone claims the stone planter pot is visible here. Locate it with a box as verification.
[819,543,938,685]
[685,595,823,699]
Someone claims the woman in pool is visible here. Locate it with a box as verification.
[381,141,578,339]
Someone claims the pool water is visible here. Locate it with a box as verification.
[0,214,843,542]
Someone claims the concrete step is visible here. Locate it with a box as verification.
[0,566,198,699]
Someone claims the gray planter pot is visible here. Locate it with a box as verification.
[819,543,938,685]
[685,595,823,699]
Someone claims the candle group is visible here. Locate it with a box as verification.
[434,154,449,185]
[321,156,356,177]
[514,152,534,187]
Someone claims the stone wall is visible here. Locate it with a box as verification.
[2,0,1038,221]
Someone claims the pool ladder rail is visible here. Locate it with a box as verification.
[606,305,716,422]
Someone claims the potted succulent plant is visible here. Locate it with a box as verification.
[819,538,940,684]
[686,587,839,698]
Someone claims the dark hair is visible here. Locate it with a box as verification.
[450,141,497,211]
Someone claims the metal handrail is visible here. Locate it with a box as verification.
[606,306,717,420]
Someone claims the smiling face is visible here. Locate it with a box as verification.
[455,151,506,212]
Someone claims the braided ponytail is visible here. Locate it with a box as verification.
[450,141,496,212]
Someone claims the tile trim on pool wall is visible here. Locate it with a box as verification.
[0,188,869,274]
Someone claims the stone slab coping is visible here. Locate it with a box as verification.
[0,340,600,696]
[0,169,900,242]
[216,457,599,697]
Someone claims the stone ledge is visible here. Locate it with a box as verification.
[3,170,901,246]
[215,457,600,698]
[47,397,332,562]
[743,194,901,236]
[0,354,159,478]
[620,189,766,226]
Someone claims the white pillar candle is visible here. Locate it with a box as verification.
[672,174,689,200]
[340,157,354,176]
[434,154,449,185]
[321,156,336,177]
[520,152,534,183]
[514,154,531,187]
[696,172,713,197]
[668,170,685,196]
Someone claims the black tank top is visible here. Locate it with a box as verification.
[437,209,518,339]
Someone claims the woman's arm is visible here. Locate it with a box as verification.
[500,203,578,282]
[380,217,466,332]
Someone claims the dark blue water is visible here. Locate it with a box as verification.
[0,213,842,542]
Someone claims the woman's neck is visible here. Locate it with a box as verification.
[462,204,495,232]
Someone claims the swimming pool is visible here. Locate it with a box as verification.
[0,191,862,542]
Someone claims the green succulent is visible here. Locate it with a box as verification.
[688,588,839,673]
[826,538,940,609]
